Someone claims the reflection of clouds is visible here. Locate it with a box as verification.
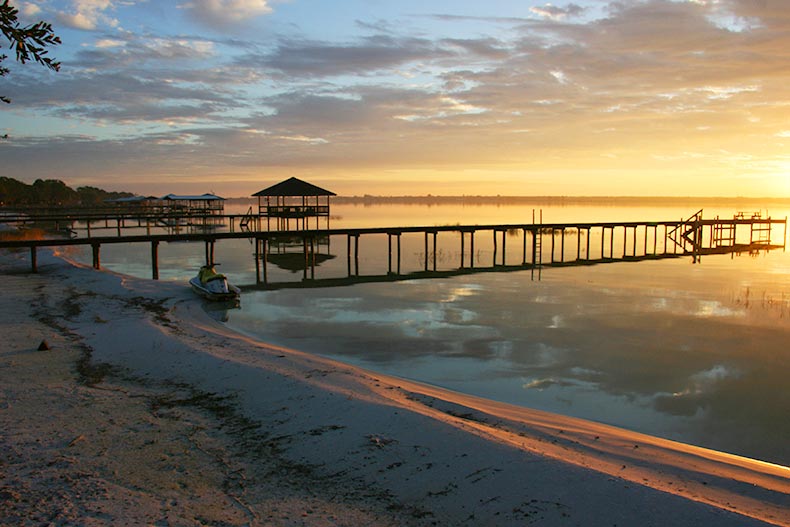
[653,364,741,417]
[695,300,743,318]
[440,283,483,303]
[524,378,565,390]
[548,315,563,328]
[686,364,741,395]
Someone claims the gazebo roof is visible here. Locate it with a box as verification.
[252,177,336,197]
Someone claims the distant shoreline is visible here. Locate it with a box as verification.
[226,195,790,207]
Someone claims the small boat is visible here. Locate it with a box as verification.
[189,264,241,301]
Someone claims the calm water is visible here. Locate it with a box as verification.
[67,201,790,466]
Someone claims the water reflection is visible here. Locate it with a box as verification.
[228,255,790,466]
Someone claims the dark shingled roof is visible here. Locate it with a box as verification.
[252,177,336,197]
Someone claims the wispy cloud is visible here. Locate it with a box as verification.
[56,0,119,31]
[179,0,273,30]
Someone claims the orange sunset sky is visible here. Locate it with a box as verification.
[2,0,789,197]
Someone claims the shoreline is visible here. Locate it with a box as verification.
[1,249,788,526]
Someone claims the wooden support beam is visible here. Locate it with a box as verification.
[492,230,498,267]
[355,235,360,276]
[347,235,352,276]
[262,238,268,284]
[501,230,507,266]
[460,232,465,268]
[586,228,591,260]
[653,226,658,255]
[255,239,261,284]
[303,237,309,280]
[600,227,605,259]
[396,234,402,275]
[92,243,100,269]
[623,226,627,258]
[151,241,159,280]
[30,246,37,273]
[310,237,315,280]
[470,231,475,269]
[388,234,393,274]
[577,229,582,260]
[433,232,437,271]
[425,231,434,271]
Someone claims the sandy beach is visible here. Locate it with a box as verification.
[1,248,788,526]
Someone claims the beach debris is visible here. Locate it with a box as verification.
[67,434,85,447]
[367,434,396,448]
[37,340,50,351]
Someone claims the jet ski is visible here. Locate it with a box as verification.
[189,264,241,301]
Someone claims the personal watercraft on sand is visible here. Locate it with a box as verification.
[189,264,241,301]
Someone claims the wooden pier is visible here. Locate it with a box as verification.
[1,211,786,289]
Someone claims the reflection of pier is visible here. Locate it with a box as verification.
[245,238,783,291]
[2,212,786,285]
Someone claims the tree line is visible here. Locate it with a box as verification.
[0,177,134,206]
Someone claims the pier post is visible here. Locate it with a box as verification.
[460,231,465,268]
[622,227,627,258]
[86,220,91,237]
[532,229,537,266]
[303,237,309,280]
[388,234,393,274]
[585,228,590,260]
[255,239,261,284]
[600,228,605,259]
[310,237,316,280]
[470,231,475,269]
[262,238,268,284]
[91,243,100,269]
[560,228,565,262]
[151,241,159,280]
[522,229,527,265]
[395,233,401,275]
[425,232,429,271]
[30,246,37,273]
[551,229,555,263]
[117,218,122,237]
[355,235,360,275]
[433,232,437,271]
[577,229,582,260]
[502,230,507,266]
[348,235,352,276]
[492,230,497,266]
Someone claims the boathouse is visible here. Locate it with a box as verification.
[160,193,225,215]
[252,177,336,230]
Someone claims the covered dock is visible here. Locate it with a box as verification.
[252,177,335,230]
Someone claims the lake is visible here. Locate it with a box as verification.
[66,200,790,466]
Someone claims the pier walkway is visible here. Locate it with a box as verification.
[1,212,786,288]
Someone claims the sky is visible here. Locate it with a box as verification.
[1,0,789,197]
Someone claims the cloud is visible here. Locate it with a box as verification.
[56,0,119,31]
[18,2,42,17]
[245,35,444,78]
[180,0,273,29]
[529,3,586,21]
